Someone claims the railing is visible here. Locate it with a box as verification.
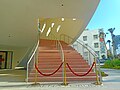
[26,40,39,82]
[60,34,102,85]
[47,34,67,85]
[26,33,102,85]
[26,17,66,83]
[47,34,65,62]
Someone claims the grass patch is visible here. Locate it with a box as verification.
[102,59,120,69]
[96,70,108,77]
[101,71,108,77]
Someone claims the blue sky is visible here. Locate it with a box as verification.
[86,0,120,42]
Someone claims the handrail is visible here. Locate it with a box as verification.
[77,39,98,57]
[48,33,65,62]
[76,37,102,84]
[60,34,97,57]
[58,41,65,62]
[26,32,65,83]
[27,40,39,68]
[60,34,102,84]
[47,33,66,85]
[26,40,39,82]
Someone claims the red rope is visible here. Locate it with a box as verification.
[0,59,4,62]
[66,62,95,77]
[35,62,63,76]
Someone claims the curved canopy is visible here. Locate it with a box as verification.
[0,0,100,47]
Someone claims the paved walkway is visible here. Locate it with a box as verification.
[102,68,120,82]
[0,68,120,90]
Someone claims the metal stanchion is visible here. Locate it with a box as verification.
[61,60,68,86]
[31,55,40,86]
[94,58,101,85]
[30,18,40,86]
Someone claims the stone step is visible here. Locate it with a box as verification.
[29,72,96,77]
[28,76,96,82]
[30,68,94,73]
[33,64,90,68]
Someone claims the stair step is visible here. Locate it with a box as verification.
[39,54,60,56]
[39,50,59,52]
[37,60,86,63]
[28,76,96,82]
[31,68,94,73]
[37,62,88,65]
[38,53,82,56]
[29,72,96,77]
[37,60,87,63]
[34,65,90,68]
[38,56,61,61]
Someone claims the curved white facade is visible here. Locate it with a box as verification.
[0,0,100,68]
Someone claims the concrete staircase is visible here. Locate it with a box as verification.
[28,39,96,82]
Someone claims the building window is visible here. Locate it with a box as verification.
[83,36,87,41]
[94,43,99,48]
[93,35,98,40]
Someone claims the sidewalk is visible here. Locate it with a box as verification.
[0,68,120,90]
[0,81,120,90]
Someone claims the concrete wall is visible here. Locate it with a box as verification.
[0,46,28,69]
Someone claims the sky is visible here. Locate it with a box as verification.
[86,0,120,43]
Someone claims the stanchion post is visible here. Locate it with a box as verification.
[61,59,68,86]
[32,50,40,85]
[94,58,101,85]
[35,66,37,84]
[63,60,67,86]
[34,59,37,84]
[34,18,40,85]
[34,52,38,84]
[29,18,40,86]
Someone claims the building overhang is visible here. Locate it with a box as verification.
[0,0,100,48]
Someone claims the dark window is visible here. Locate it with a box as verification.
[93,35,98,40]
[94,43,99,48]
[83,36,87,41]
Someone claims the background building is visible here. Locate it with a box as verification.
[73,29,107,61]
[113,35,120,55]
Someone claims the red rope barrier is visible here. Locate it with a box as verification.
[35,62,63,76]
[66,62,95,77]
[0,59,4,62]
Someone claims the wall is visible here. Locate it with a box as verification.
[12,47,28,69]
[0,46,28,69]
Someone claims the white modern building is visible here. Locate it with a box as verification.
[73,29,107,61]
[0,0,100,69]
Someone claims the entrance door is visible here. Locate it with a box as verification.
[0,52,6,69]
[0,51,13,69]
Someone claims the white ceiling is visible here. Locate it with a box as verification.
[0,0,100,48]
